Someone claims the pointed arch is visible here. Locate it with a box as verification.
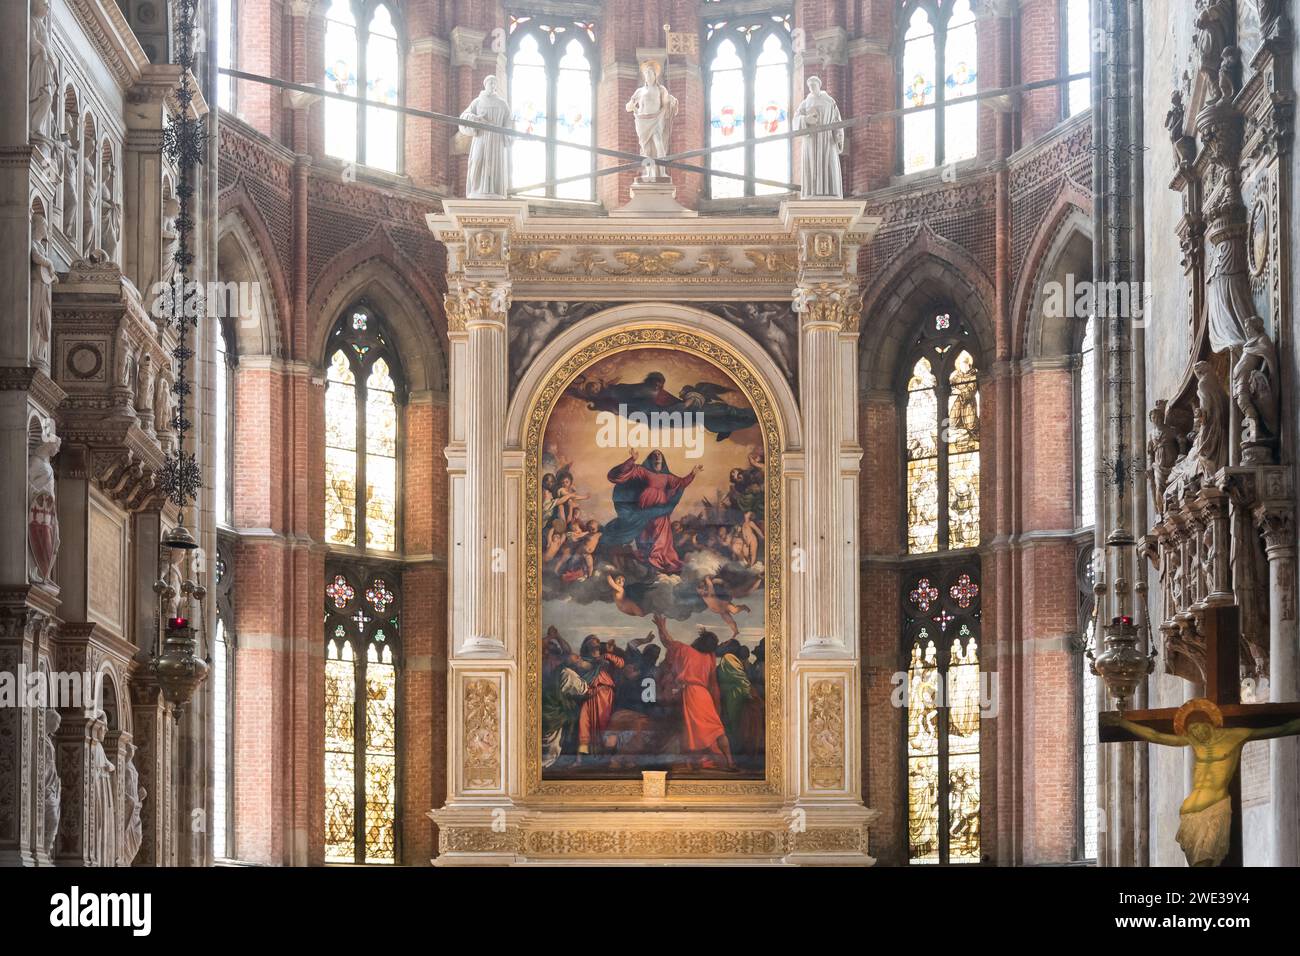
[216,209,286,358]
[859,230,995,393]
[1009,183,1093,362]
[309,253,447,394]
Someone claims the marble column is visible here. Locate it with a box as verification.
[1256,487,1299,867]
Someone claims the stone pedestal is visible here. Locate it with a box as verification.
[610,179,697,218]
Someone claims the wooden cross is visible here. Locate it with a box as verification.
[1098,605,1300,866]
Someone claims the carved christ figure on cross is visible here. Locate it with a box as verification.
[1103,698,1300,867]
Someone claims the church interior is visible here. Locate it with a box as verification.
[1,0,1298,875]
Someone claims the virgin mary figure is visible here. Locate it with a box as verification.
[602,451,701,574]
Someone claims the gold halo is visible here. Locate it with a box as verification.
[1174,697,1223,735]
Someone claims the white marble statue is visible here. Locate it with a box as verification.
[82,150,97,255]
[42,708,61,859]
[29,0,58,164]
[89,712,118,867]
[27,415,60,586]
[61,137,79,237]
[459,76,511,199]
[119,740,145,866]
[30,211,57,373]
[793,77,845,199]
[100,155,122,261]
[160,191,181,289]
[625,60,678,181]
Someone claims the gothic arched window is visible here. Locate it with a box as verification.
[704,14,793,198]
[323,0,404,172]
[900,0,978,174]
[324,306,404,552]
[1062,0,1093,118]
[324,566,401,864]
[508,16,597,200]
[905,566,982,864]
[904,314,981,555]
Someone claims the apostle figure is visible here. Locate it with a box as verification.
[603,451,701,574]
[89,712,118,867]
[30,211,57,373]
[43,708,61,860]
[120,740,145,866]
[625,60,678,181]
[652,614,736,771]
[459,75,511,199]
[159,191,181,290]
[575,636,625,759]
[27,416,60,586]
[793,76,845,199]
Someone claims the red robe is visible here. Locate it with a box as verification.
[577,651,624,752]
[606,457,696,573]
[663,640,726,756]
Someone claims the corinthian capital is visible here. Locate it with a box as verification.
[444,277,511,333]
[792,281,862,332]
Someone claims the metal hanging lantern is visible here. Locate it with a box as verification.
[149,0,209,711]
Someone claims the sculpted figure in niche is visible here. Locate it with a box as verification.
[62,137,79,236]
[100,154,121,262]
[119,740,145,866]
[29,0,58,163]
[626,60,678,181]
[1232,315,1279,446]
[27,416,61,587]
[160,191,180,289]
[793,77,845,199]
[89,711,117,867]
[30,211,57,373]
[459,76,511,199]
[43,708,61,859]
[82,147,97,255]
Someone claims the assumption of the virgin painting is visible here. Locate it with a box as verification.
[538,346,768,780]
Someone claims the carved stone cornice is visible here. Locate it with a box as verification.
[65,0,151,92]
[0,367,66,412]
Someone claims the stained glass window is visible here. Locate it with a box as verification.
[1063,0,1093,118]
[324,567,401,864]
[323,307,402,553]
[904,317,980,554]
[705,15,792,198]
[900,0,979,174]
[905,568,982,864]
[324,1,403,172]
[508,17,597,200]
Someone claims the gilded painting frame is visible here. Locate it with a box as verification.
[522,325,785,800]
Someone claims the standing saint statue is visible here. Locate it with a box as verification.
[1104,699,1300,867]
[30,211,57,373]
[625,60,678,181]
[793,77,845,199]
[459,75,511,199]
[120,740,145,866]
[43,708,61,860]
[89,712,118,867]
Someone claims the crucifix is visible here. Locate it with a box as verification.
[1097,605,1300,867]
